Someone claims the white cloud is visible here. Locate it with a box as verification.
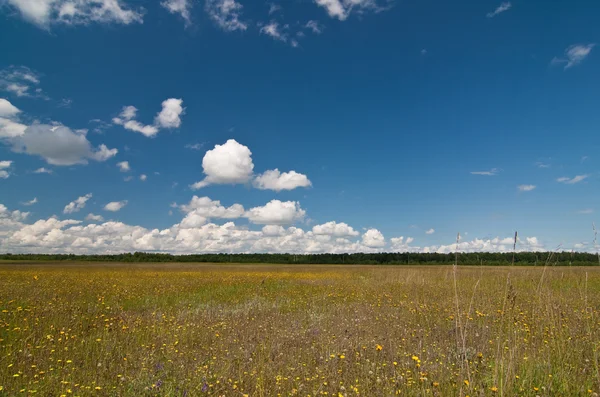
[312,221,359,237]
[117,161,130,172]
[9,124,117,165]
[517,184,536,192]
[428,236,544,254]
[104,200,128,212]
[362,228,385,248]
[112,106,158,137]
[0,160,12,179]
[486,2,511,18]
[5,0,143,27]
[0,66,45,99]
[0,117,27,138]
[245,200,305,225]
[557,175,588,184]
[0,202,551,255]
[0,98,21,117]
[63,193,92,214]
[155,98,184,128]
[178,195,244,217]
[470,168,500,176]
[578,209,594,214]
[161,0,191,25]
[260,21,287,42]
[305,20,323,34]
[253,169,312,191]
[552,44,595,69]
[139,174,147,181]
[185,143,204,150]
[205,0,247,31]
[390,236,416,252]
[22,197,38,206]
[33,167,52,174]
[535,162,550,168]
[425,228,435,235]
[314,0,379,21]
[85,213,104,222]
[113,99,184,137]
[191,139,254,189]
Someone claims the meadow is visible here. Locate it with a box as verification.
[0,262,599,396]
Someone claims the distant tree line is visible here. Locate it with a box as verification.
[1,251,599,266]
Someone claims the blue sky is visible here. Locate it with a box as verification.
[0,0,598,254]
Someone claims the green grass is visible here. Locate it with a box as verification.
[1,262,599,396]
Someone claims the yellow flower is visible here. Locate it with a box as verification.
[339,354,345,359]
[411,355,419,361]
[490,386,498,392]
[432,382,439,387]
[95,386,102,390]
[464,380,470,386]
[376,345,383,351]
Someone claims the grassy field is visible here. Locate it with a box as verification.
[0,263,599,396]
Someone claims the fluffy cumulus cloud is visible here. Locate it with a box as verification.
[0,201,550,255]
[155,98,184,128]
[314,0,381,21]
[191,139,254,189]
[113,98,184,137]
[362,228,385,248]
[63,193,92,214]
[244,200,305,225]
[9,124,117,165]
[161,0,191,25]
[0,160,12,179]
[205,0,247,31]
[312,221,359,237]
[0,98,21,117]
[390,236,415,252]
[85,213,104,222]
[552,44,595,69]
[430,236,544,254]
[0,98,27,138]
[4,0,143,27]
[253,169,312,191]
[425,228,435,235]
[117,161,130,172]
[104,200,128,212]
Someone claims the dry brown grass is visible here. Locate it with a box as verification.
[1,262,599,396]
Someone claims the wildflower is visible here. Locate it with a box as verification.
[339,354,345,359]
[464,380,469,386]
[95,386,102,390]
[432,382,439,387]
[490,386,498,392]
[376,345,383,351]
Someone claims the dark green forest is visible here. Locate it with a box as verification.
[1,251,599,265]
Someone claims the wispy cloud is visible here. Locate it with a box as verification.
[535,161,550,168]
[577,209,594,214]
[470,168,500,176]
[425,228,435,235]
[486,2,511,18]
[0,66,47,99]
[518,184,536,192]
[205,0,247,32]
[22,197,38,206]
[557,175,588,184]
[33,167,53,174]
[552,44,595,69]
[185,143,204,150]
